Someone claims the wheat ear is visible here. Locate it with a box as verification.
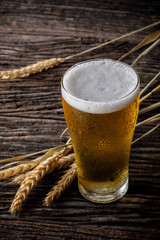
[11,171,32,185]
[44,162,77,206]
[11,153,75,185]
[0,158,41,180]
[56,153,75,170]
[0,58,65,80]
[9,153,60,214]
[9,144,73,214]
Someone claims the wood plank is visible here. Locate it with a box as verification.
[0,0,159,239]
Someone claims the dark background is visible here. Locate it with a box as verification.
[0,0,159,239]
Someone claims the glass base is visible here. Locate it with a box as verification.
[78,178,128,203]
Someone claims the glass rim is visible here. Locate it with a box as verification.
[61,59,140,113]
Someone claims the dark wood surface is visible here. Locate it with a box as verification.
[0,1,160,239]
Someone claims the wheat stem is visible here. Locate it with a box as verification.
[136,113,160,127]
[140,72,160,96]
[118,30,160,61]
[131,38,160,68]
[140,85,160,103]
[0,143,71,165]
[0,149,49,164]
[139,102,160,115]
[132,124,159,144]
[65,21,160,60]
[44,162,77,206]
[60,127,68,138]
[66,138,72,145]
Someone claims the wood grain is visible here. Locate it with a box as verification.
[0,0,160,239]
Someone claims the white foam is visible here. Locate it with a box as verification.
[61,59,140,113]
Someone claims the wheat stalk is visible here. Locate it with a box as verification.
[118,30,160,61]
[44,162,77,206]
[131,38,160,68]
[139,102,160,115]
[0,21,159,80]
[9,145,72,214]
[0,58,65,80]
[11,153,75,185]
[140,85,160,103]
[140,71,160,96]
[0,148,49,164]
[136,113,160,127]
[132,124,160,145]
[60,127,68,138]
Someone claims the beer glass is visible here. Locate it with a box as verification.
[61,59,140,203]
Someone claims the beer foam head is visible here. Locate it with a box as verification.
[61,59,140,113]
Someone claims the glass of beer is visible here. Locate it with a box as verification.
[61,59,140,203]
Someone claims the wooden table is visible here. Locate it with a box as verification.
[0,1,159,239]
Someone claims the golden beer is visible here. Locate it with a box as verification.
[61,59,140,203]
